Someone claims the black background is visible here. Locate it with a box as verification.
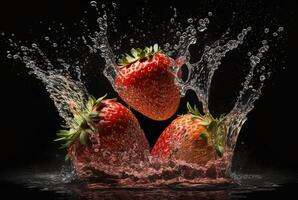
[0,0,297,175]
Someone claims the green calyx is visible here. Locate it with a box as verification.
[187,102,226,157]
[118,43,161,66]
[54,94,109,148]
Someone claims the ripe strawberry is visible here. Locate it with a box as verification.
[55,95,150,177]
[114,44,180,121]
[151,103,226,166]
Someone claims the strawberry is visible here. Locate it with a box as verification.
[151,103,226,166]
[114,44,181,121]
[55,95,150,177]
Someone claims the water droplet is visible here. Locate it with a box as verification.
[102,4,106,9]
[21,46,27,51]
[1,32,5,36]
[44,36,50,41]
[176,31,181,36]
[262,40,267,45]
[237,33,244,41]
[208,12,213,16]
[257,53,263,58]
[187,18,193,23]
[191,29,197,35]
[11,33,15,37]
[190,37,197,44]
[198,19,205,26]
[205,46,211,51]
[129,38,134,43]
[7,54,12,59]
[179,36,185,42]
[53,43,58,48]
[198,26,207,32]
[13,54,19,59]
[264,28,270,33]
[259,46,267,53]
[273,32,278,37]
[247,52,252,56]
[247,26,252,31]
[31,43,37,48]
[277,26,284,32]
[250,55,260,64]
[90,1,97,7]
[173,7,177,18]
[170,18,175,24]
[204,18,210,24]
[259,75,265,81]
[261,66,266,70]
[112,2,117,8]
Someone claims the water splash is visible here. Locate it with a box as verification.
[90,2,284,182]
[178,27,251,114]
[2,1,285,187]
[6,41,88,125]
[224,38,271,152]
[88,1,119,90]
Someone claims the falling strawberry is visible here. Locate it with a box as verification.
[151,103,226,166]
[55,95,150,177]
[114,44,181,121]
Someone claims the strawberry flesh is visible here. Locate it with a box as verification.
[151,114,217,166]
[115,53,180,121]
[68,100,150,178]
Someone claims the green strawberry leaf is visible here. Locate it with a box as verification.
[55,94,111,148]
[153,43,158,52]
[95,93,107,107]
[54,137,67,141]
[198,120,211,126]
[64,154,70,162]
[187,102,203,117]
[89,111,99,118]
[117,44,161,66]
[131,48,138,58]
[216,146,224,157]
[79,131,88,146]
[192,114,203,120]
[200,132,209,140]
[56,130,70,136]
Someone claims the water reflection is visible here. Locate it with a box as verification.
[2,168,298,200]
[71,187,229,200]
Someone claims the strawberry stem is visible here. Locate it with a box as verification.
[118,44,162,66]
[55,94,109,148]
[187,102,226,157]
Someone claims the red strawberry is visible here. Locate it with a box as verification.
[151,103,226,166]
[114,44,181,121]
[55,95,150,177]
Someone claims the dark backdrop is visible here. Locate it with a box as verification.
[0,0,297,172]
